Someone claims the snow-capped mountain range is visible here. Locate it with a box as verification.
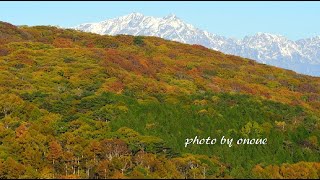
[73,13,320,76]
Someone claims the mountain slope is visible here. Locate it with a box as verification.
[74,13,320,76]
[0,21,319,179]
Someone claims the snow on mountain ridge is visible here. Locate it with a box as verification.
[73,13,320,76]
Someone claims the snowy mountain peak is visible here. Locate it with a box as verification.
[163,13,179,20]
[246,32,287,42]
[128,12,144,17]
[255,32,281,37]
[123,12,145,19]
[73,13,320,76]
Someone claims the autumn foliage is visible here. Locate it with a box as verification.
[0,21,319,178]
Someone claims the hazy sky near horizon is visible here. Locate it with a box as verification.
[1,1,320,40]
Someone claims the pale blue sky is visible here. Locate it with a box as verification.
[0,1,319,40]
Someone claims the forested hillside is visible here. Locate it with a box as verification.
[0,21,319,179]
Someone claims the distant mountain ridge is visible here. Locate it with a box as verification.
[73,12,320,76]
